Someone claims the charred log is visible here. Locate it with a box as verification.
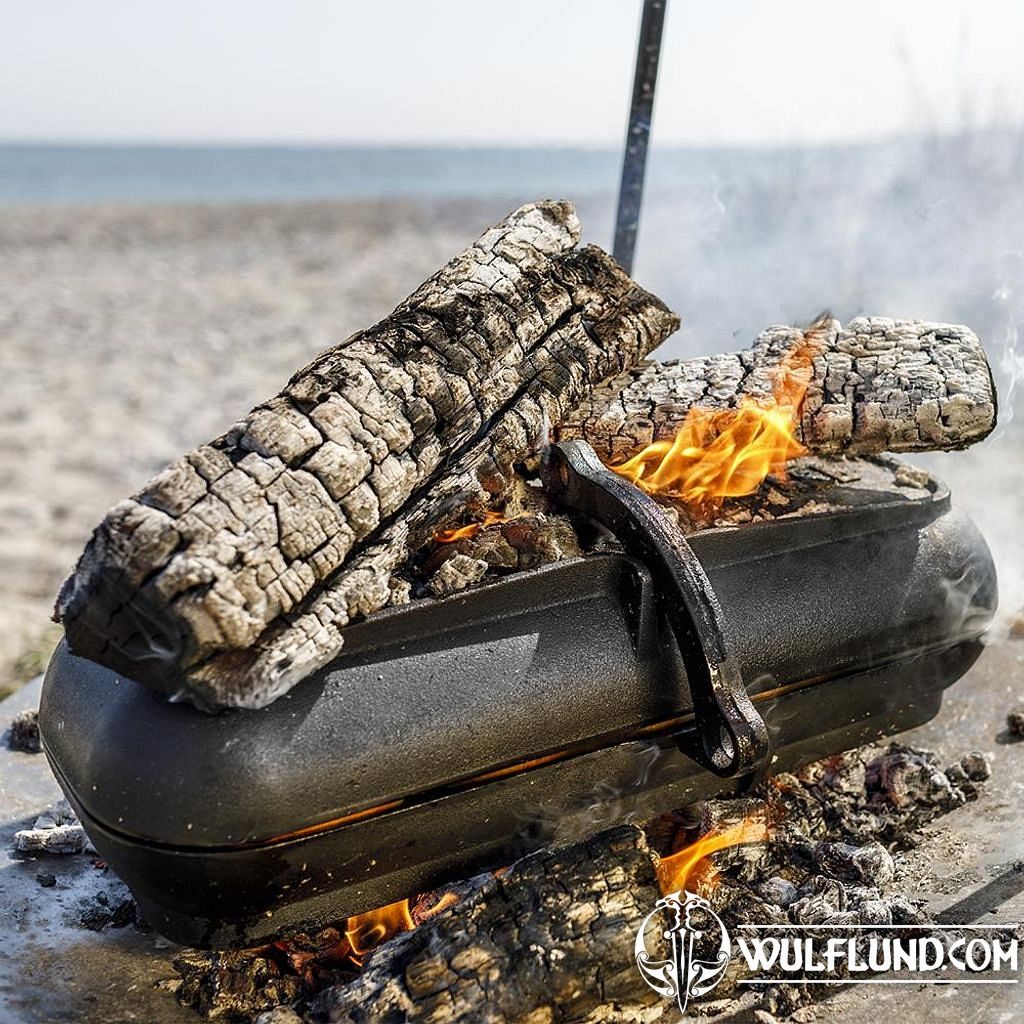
[55,201,678,710]
[314,827,664,1024]
[559,317,996,463]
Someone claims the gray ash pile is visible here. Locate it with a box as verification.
[643,742,996,1018]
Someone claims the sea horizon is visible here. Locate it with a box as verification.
[0,130,1015,206]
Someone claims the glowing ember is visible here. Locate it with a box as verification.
[608,321,827,511]
[434,509,507,543]
[417,891,460,920]
[656,814,769,895]
[342,890,464,967]
[344,899,414,959]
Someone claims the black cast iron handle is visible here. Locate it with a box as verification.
[542,439,771,779]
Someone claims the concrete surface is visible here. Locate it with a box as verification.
[0,678,195,1024]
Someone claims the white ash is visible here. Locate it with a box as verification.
[13,797,95,855]
[647,742,992,1014]
[426,554,489,597]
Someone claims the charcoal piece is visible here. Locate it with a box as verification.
[887,895,928,926]
[823,910,861,927]
[1007,708,1024,738]
[175,950,304,1021]
[500,514,583,568]
[856,898,893,926]
[718,890,791,928]
[790,876,848,925]
[36,871,57,888]
[386,577,411,607]
[254,1009,304,1024]
[7,707,41,753]
[433,527,520,571]
[13,823,90,855]
[760,876,798,908]
[79,891,136,931]
[424,505,584,580]
[762,982,812,1019]
[960,750,992,781]
[426,554,488,597]
[814,840,895,886]
[870,746,963,810]
[13,799,94,855]
[820,749,868,796]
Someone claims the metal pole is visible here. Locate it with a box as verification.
[612,0,667,275]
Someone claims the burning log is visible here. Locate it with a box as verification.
[166,834,661,1021]
[54,201,678,710]
[281,829,666,1024]
[559,317,997,466]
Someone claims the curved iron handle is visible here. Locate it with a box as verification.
[542,440,771,779]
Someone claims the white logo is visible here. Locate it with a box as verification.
[635,891,1020,1018]
[634,890,731,1015]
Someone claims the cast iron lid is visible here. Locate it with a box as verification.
[41,469,995,849]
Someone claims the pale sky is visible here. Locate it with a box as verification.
[2,0,1022,146]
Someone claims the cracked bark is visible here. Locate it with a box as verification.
[559,317,997,463]
[313,826,664,1024]
[55,201,678,710]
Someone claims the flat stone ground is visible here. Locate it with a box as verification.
[2,626,1022,1023]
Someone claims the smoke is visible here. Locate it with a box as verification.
[939,563,1003,647]
[578,125,1024,626]
[511,739,673,849]
[991,249,1024,428]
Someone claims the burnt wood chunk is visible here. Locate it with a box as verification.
[55,201,679,710]
[314,827,663,1024]
[559,317,997,463]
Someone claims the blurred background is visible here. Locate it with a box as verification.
[1,0,1022,692]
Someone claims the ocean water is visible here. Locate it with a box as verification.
[0,144,632,205]
[0,140,914,207]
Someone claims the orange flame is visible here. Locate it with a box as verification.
[344,899,414,959]
[656,814,769,895]
[418,891,460,920]
[610,333,823,511]
[343,890,464,966]
[434,509,507,543]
